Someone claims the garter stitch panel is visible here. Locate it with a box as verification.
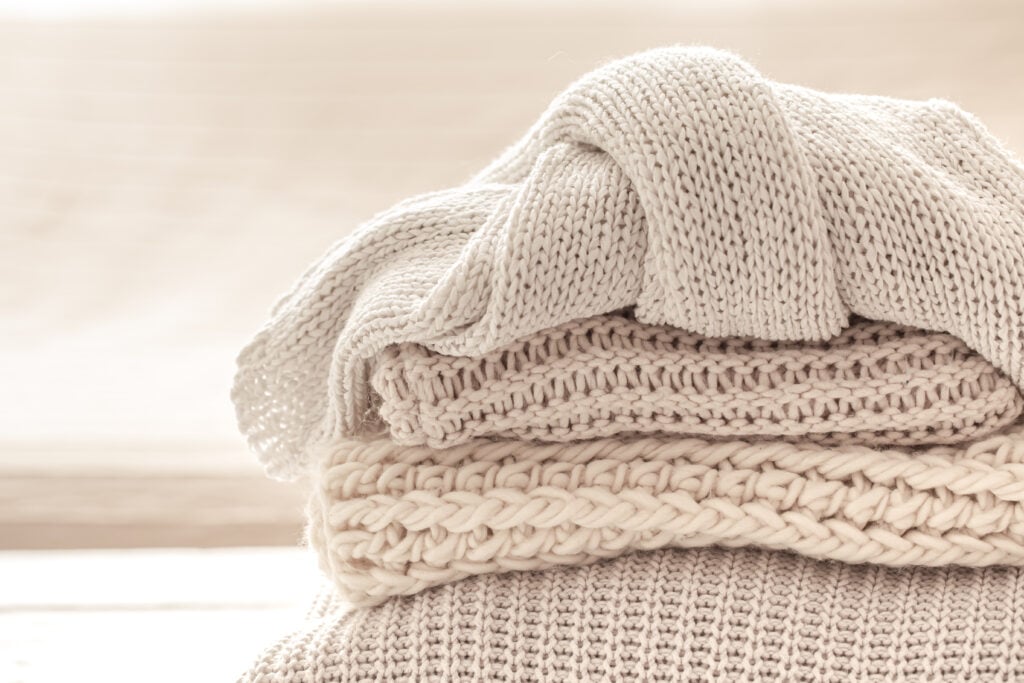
[372,314,1024,449]
[232,47,1024,478]
[309,425,1024,605]
[240,547,1024,682]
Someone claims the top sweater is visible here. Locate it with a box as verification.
[232,46,1024,479]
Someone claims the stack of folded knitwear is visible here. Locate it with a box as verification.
[233,47,1024,681]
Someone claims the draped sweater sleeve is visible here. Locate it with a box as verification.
[232,47,1024,479]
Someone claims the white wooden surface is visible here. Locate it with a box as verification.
[0,444,307,549]
[0,547,323,683]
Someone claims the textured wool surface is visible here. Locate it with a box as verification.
[233,46,1024,479]
[309,425,1024,605]
[373,314,1024,449]
[240,547,1024,682]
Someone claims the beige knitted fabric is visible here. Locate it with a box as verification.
[233,46,1024,479]
[373,314,1024,449]
[241,547,1024,682]
[310,423,1024,605]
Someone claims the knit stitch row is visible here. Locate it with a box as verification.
[243,547,1024,682]
[372,314,1023,449]
[309,423,1024,605]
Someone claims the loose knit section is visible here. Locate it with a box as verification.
[309,424,1024,605]
[232,46,1024,479]
[372,314,1024,449]
[240,547,1024,682]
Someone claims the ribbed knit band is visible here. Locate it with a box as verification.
[310,424,1024,605]
[372,315,1023,449]
[241,547,1024,682]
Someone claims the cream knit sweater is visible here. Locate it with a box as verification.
[310,422,1024,605]
[372,314,1023,449]
[233,47,1024,479]
[242,547,1024,682]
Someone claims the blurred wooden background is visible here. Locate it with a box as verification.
[2,0,1023,550]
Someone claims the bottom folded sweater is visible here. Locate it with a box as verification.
[241,546,1024,682]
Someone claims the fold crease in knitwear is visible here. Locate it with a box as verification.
[232,46,1024,479]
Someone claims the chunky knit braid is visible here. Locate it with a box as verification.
[309,423,1024,605]
[373,314,1023,449]
[241,547,1024,682]
[233,47,1024,479]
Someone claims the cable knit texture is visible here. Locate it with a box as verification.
[240,547,1024,682]
[233,46,1024,479]
[309,424,1024,605]
[373,314,1024,449]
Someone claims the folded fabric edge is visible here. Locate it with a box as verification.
[307,422,1024,605]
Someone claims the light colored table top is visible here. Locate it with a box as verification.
[0,547,325,683]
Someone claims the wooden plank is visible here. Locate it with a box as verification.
[0,547,327,683]
[0,447,307,549]
[2,607,301,683]
[0,547,321,607]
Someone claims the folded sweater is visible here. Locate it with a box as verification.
[310,423,1024,605]
[373,314,1023,449]
[242,547,1024,682]
[233,47,1024,479]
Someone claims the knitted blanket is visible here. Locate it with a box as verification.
[373,314,1023,449]
[310,423,1024,605]
[242,547,1024,682]
[233,46,1024,479]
